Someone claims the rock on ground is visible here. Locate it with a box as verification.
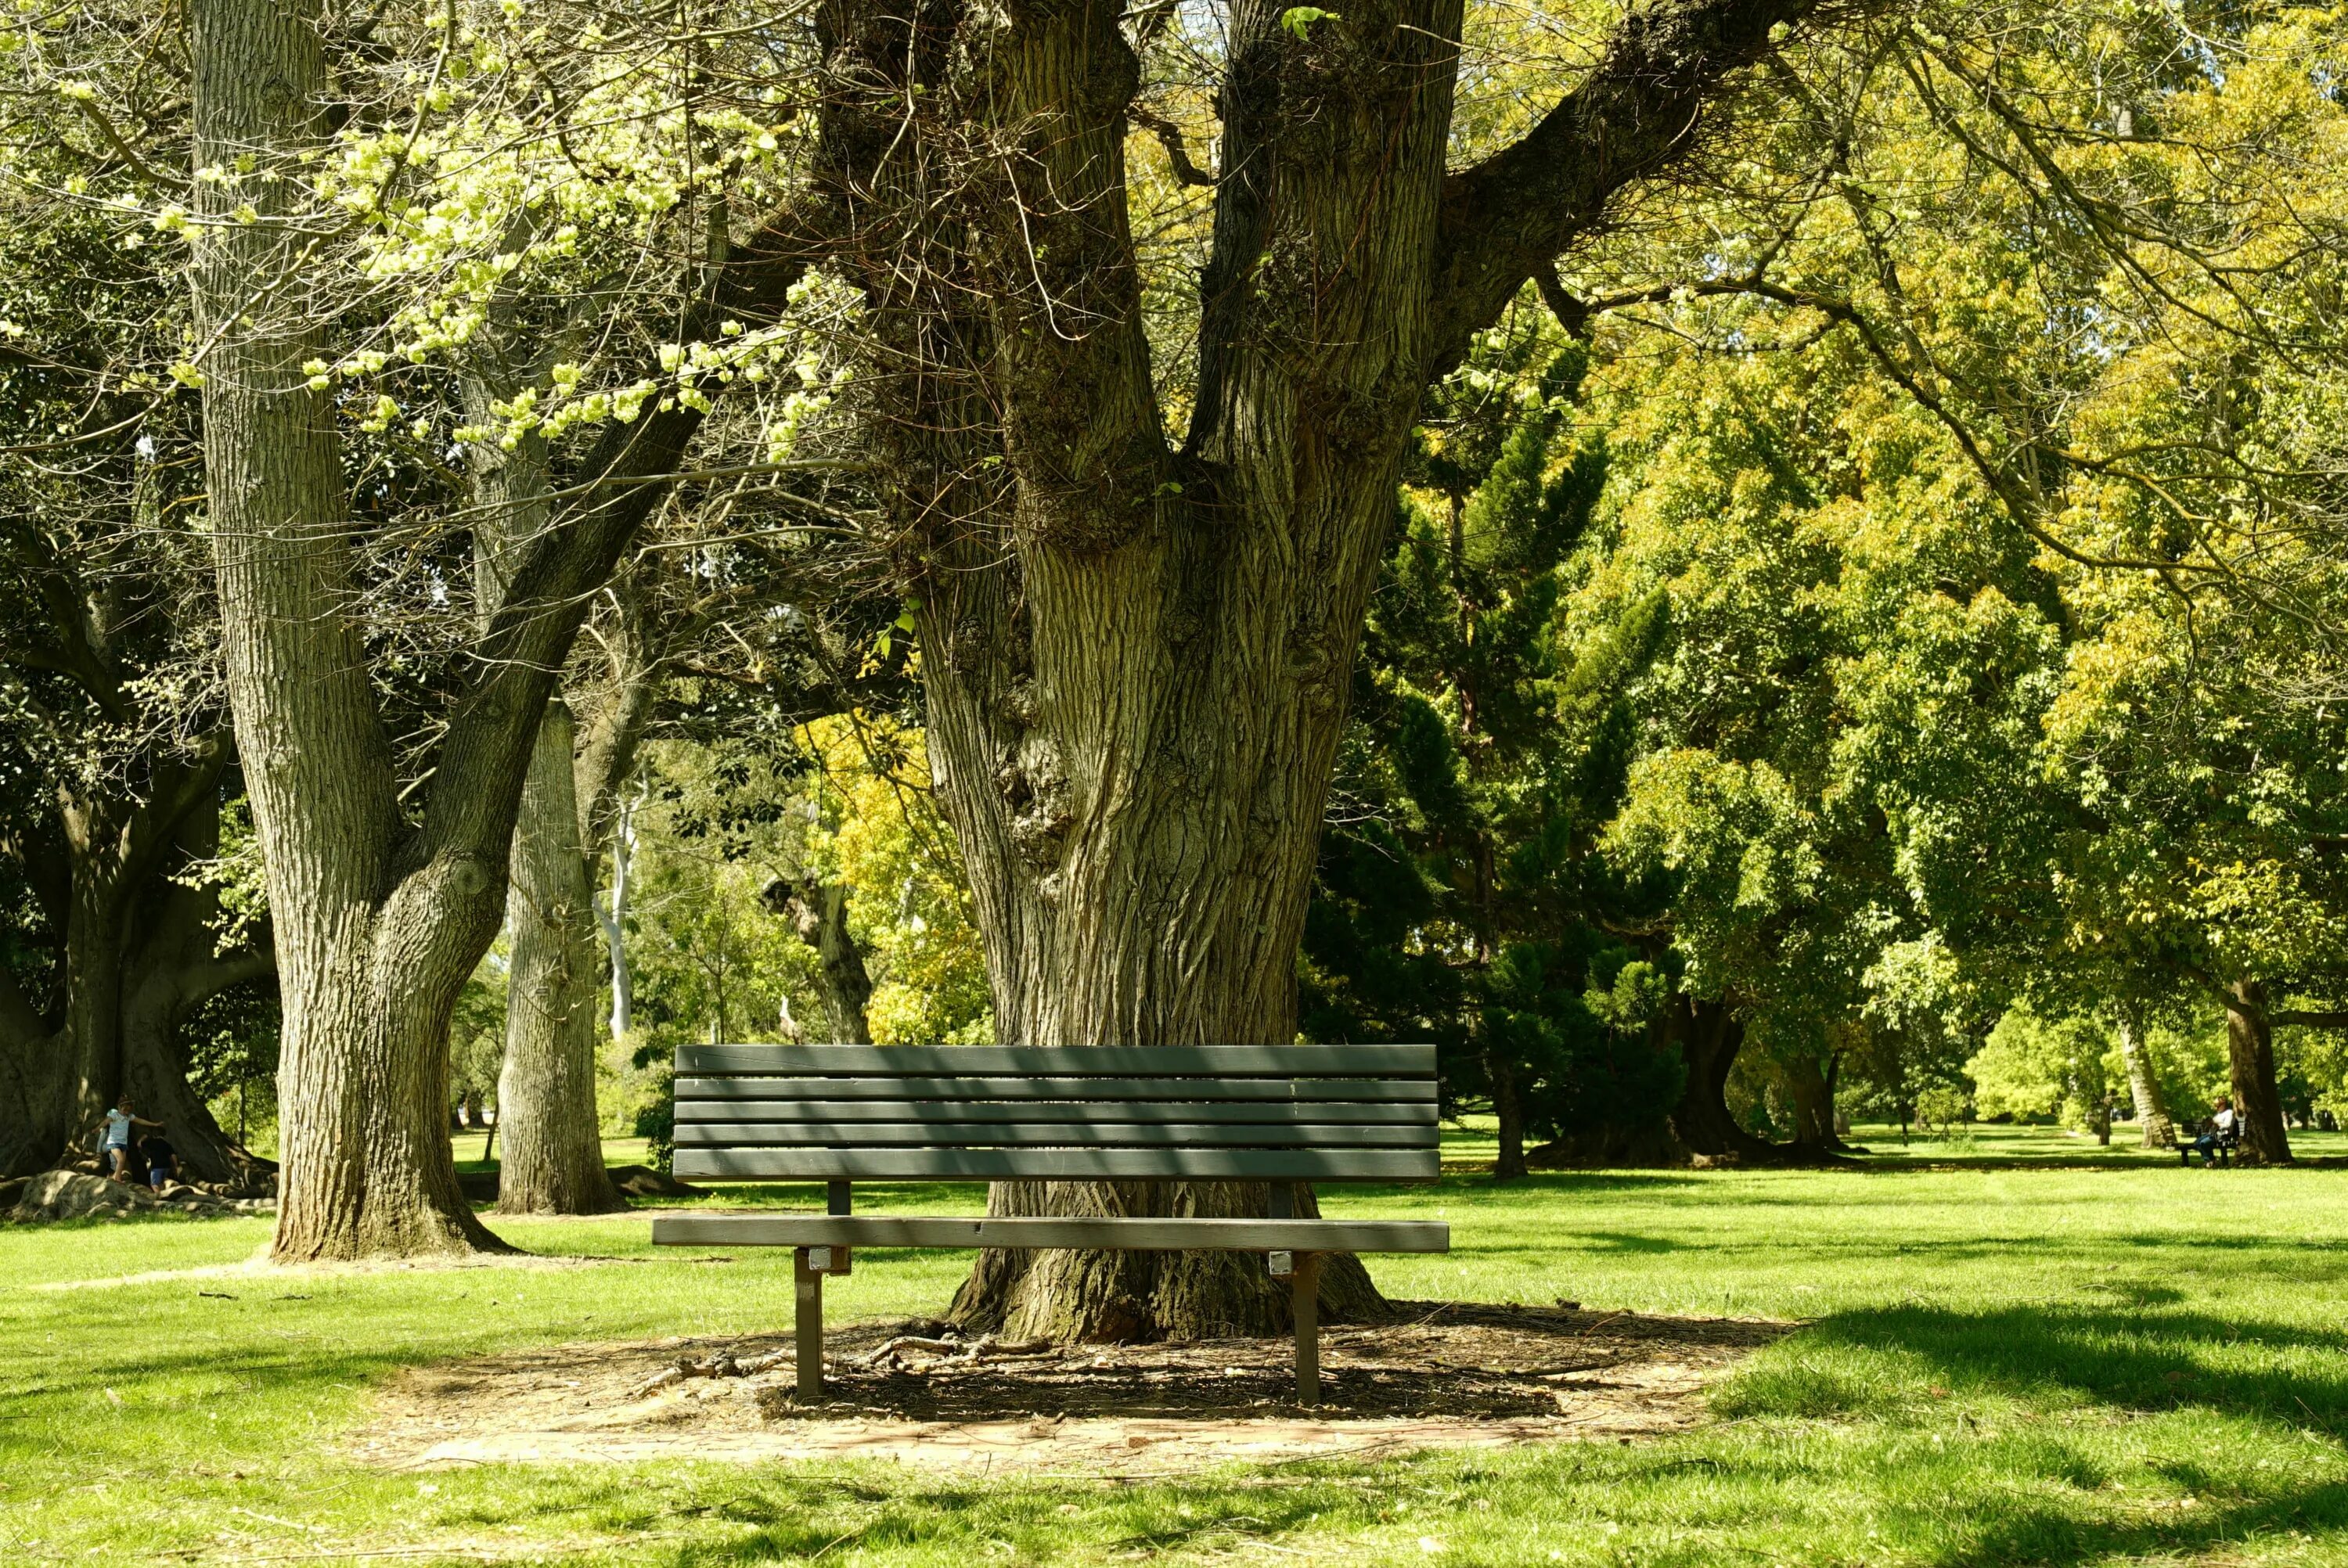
[8,1169,277,1223]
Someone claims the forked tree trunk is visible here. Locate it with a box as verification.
[2115,1007,2175,1149]
[190,0,807,1258]
[2222,980,2293,1165]
[192,0,503,1259]
[494,703,623,1215]
[816,0,1826,1338]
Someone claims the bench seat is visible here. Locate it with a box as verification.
[653,1041,1449,1406]
[651,1215,1450,1253]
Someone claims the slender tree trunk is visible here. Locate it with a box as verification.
[466,342,625,1219]
[493,703,624,1215]
[2115,1006,2175,1149]
[2221,979,2293,1166]
[600,793,636,1041]
[1489,1049,1528,1180]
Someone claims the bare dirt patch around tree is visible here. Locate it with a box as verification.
[361,1303,1787,1476]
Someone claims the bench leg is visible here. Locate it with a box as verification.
[1292,1253,1323,1407]
[794,1247,824,1401]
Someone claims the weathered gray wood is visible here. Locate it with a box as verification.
[672,1121,1435,1149]
[672,1146,1438,1181]
[677,1044,1435,1077]
[674,1098,1439,1126]
[651,1215,1451,1252]
[675,1075,1432,1104]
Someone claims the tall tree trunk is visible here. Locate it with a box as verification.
[192,0,503,1259]
[493,702,624,1215]
[466,342,624,1219]
[2115,1005,2175,1149]
[2221,979,2293,1166]
[600,791,637,1041]
[189,0,807,1257]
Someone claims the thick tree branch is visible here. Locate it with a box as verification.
[408,214,818,878]
[1130,106,1214,187]
[1428,0,1864,372]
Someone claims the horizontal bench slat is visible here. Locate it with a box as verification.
[650,1215,1451,1253]
[676,1044,1434,1078]
[672,1148,1439,1181]
[674,1099,1439,1127]
[675,1076,1433,1104]
[672,1121,1435,1149]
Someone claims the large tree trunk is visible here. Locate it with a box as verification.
[192,0,504,1259]
[1667,996,1776,1161]
[1786,1052,1842,1151]
[2221,980,2293,1166]
[493,703,624,1215]
[2115,1005,2175,1149]
[814,0,1824,1338]
[0,749,267,1182]
[189,0,808,1258]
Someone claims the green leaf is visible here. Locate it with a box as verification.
[1280,5,1339,41]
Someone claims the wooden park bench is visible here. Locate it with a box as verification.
[650,1043,1449,1406]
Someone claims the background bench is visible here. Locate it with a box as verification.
[650,1043,1450,1404]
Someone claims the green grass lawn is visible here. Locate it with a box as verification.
[6,1148,2346,1566]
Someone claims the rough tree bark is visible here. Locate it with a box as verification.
[812,0,1838,1337]
[492,701,625,1215]
[2115,1005,2175,1149]
[2220,979,2293,1166]
[188,0,808,1257]
[466,361,624,1218]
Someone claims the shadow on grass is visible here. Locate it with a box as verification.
[1943,1476,2348,1568]
[1743,1302,2348,1429]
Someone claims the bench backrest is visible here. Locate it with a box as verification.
[671,1043,1439,1183]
